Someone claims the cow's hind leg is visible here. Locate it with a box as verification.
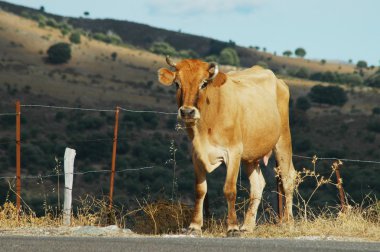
[274,135,296,222]
[187,155,207,235]
[240,161,265,233]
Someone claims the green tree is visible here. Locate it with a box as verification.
[149,41,177,56]
[219,47,240,66]
[308,85,348,106]
[356,60,368,69]
[294,47,306,58]
[47,42,71,64]
[283,50,292,57]
[320,59,326,65]
[69,31,81,44]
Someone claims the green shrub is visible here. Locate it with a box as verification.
[372,107,380,115]
[178,49,199,58]
[308,85,348,106]
[367,118,380,133]
[219,47,240,66]
[204,55,219,62]
[256,61,268,69]
[295,67,310,79]
[111,52,117,61]
[69,31,81,44]
[365,73,380,88]
[149,41,177,56]
[296,96,311,111]
[47,42,71,64]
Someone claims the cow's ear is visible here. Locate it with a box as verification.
[212,72,227,87]
[158,68,175,86]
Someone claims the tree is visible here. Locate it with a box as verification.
[39,6,45,12]
[320,59,326,65]
[356,60,368,69]
[47,42,71,64]
[283,50,292,57]
[84,11,90,16]
[294,47,306,58]
[69,31,81,44]
[296,96,311,111]
[308,85,347,106]
[219,47,240,66]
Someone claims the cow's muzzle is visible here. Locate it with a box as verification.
[178,106,200,122]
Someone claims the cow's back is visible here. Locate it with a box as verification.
[223,66,282,161]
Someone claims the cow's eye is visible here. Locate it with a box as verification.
[200,80,208,90]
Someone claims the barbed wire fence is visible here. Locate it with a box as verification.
[1,101,380,220]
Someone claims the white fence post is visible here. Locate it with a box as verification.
[63,147,76,226]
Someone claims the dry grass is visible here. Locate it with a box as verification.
[1,159,379,240]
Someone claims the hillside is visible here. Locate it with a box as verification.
[0,5,379,217]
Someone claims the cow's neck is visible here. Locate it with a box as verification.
[185,85,230,173]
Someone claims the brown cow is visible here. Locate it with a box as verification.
[157,56,296,237]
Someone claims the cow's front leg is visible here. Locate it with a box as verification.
[187,157,207,235]
[224,155,241,237]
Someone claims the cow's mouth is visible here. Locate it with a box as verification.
[181,118,198,123]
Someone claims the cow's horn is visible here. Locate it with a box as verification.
[166,55,176,68]
[207,62,219,80]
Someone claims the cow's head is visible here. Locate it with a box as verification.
[157,56,226,123]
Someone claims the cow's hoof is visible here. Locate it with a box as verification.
[226,229,241,237]
[182,227,201,236]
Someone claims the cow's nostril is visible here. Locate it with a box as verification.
[180,107,196,118]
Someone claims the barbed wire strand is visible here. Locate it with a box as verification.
[0,166,157,180]
[292,154,380,164]
[0,113,19,116]
[119,107,177,115]
[20,104,115,112]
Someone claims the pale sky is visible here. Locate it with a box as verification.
[4,0,380,65]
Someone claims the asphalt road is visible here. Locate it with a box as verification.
[1,236,379,252]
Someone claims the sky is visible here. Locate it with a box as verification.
[4,0,380,65]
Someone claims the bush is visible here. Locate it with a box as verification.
[372,107,380,115]
[111,52,117,61]
[47,42,71,64]
[93,32,122,45]
[149,41,177,56]
[308,85,348,106]
[256,61,268,69]
[178,49,199,58]
[296,96,311,111]
[282,50,292,57]
[219,47,240,66]
[367,118,380,133]
[69,32,81,44]
[294,67,310,79]
[365,73,380,88]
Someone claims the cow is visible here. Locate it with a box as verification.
[157,56,296,237]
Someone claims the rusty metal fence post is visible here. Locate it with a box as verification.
[277,176,283,222]
[109,106,120,209]
[15,100,21,217]
[335,164,346,212]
